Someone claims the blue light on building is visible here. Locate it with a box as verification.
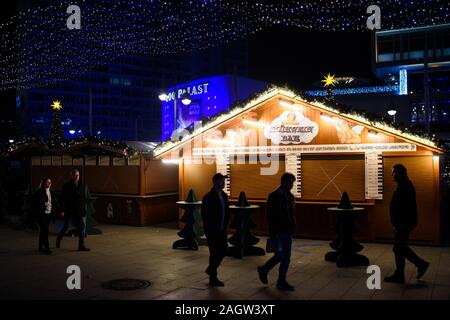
[399,69,408,95]
[304,85,400,97]
[161,75,266,141]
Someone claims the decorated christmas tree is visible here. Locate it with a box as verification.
[49,100,64,147]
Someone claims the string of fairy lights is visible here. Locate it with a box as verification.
[0,0,449,90]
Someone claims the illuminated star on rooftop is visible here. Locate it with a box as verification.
[51,100,62,110]
[321,73,338,88]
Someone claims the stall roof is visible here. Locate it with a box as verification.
[2,136,141,158]
[154,86,444,157]
[125,141,158,155]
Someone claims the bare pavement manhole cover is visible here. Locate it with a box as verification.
[101,279,151,291]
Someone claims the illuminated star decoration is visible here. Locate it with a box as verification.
[50,100,62,110]
[321,73,338,88]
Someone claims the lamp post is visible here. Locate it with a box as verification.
[159,90,191,140]
[387,109,397,123]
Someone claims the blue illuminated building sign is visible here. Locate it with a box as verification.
[165,82,210,102]
[161,75,266,141]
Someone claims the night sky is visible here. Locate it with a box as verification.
[248,26,375,90]
[0,2,375,93]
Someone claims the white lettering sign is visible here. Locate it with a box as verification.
[193,143,417,156]
[264,111,319,144]
[165,83,209,102]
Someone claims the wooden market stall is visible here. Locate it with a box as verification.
[5,137,178,226]
[154,87,445,244]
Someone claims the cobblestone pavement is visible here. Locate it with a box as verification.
[0,223,449,300]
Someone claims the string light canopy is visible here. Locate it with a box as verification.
[1,0,449,90]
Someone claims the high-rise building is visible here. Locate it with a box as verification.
[304,23,450,140]
[373,23,450,135]
[16,1,250,142]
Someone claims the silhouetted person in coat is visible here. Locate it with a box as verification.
[257,172,296,291]
[201,173,230,287]
[56,169,90,251]
[34,177,58,255]
[385,164,429,283]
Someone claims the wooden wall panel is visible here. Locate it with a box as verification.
[94,194,178,226]
[145,160,178,194]
[230,159,285,199]
[85,166,139,194]
[301,155,365,201]
[31,166,82,192]
[372,155,438,243]
[182,161,217,201]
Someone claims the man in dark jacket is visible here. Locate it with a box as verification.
[201,173,230,287]
[257,172,296,291]
[34,177,58,254]
[56,169,90,251]
[385,164,429,283]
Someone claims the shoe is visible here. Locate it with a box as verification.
[78,247,91,252]
[38,248,45,253]
[384,274,405,284]
[417,261,430,279]
[209,278,225,287]
[257,266,268,284]
[276,282,295,291]
[44,249,52,255]
[55,238,61,248]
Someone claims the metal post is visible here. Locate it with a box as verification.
[424,37,430,133]
[89,88,93,135]
[174,98,177,133]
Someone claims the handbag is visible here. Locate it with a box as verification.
[265,236,281,253]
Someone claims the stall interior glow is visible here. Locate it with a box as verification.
[242,119,267,127]
[162,159,179,165]
[205,138,234,146]
[154,86,442,158]
[320,113,338,124]
[279,99,303,111]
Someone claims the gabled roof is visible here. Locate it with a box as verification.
[154,86,444,157]
[2,136,140,158]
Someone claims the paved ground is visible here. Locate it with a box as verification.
[0,223,449,300]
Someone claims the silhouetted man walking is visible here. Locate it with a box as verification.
[34,177,58,255]
[385,164,429,283]
[56,169,90,251]
[201,173,230,287]
[257,172,296,291]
